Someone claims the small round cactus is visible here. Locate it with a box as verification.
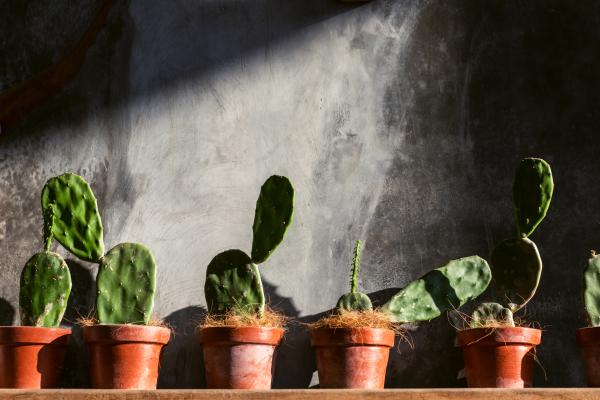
[336,240,373,312]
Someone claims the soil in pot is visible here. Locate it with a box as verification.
[457,327,541,388]
[83,324,170,389]
[199,326,284,389]
[311,327,395,389]
[0,326,71,388]
[576,327,600,386]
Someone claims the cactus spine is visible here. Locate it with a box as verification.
[473,158,553,326]
[381,256,491,323]
[336,240,373,312]
[43,172,158,325]
[583,251,600,326]
[205,175,294,317]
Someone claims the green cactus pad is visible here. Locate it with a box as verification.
[336,292,373,312]
[490,237,541,311]
[583,251,600,326]
[41,173,104,262]
[513,158,554,238]
[19,251,72,327]
[205,249,265,316]
[380,256,491,323]
[251,175,294,264]
[96,243,156,325]
[470,302,515,328]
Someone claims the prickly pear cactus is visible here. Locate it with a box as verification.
[41,173,104,262]
[43,204,55,251]
[470,302,515,328]
[251,175,294,264]
[20,251,72,327]
[336,240,372,312]
[513,158,554,238]
[583,251,600,326]
[490,237,541,311]
[381,256,491,323]
[96,243,156,325]
[205,249,265,315]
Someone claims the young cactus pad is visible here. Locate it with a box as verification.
[20,251,72,327]
[204,249,265,315]
[41,173,104,262]
[490,237,541,311]
[583,251,600,326]
[470,302,515,328]
[251,175,294,264]
[380,256,491,323]
[96,243,156,325]
[513,158,554,238]
[336,240,372,312]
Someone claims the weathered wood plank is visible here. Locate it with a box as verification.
[0,389,598,400]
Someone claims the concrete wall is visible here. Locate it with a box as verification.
[1,0,600,388]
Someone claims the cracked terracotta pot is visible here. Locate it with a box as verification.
[457,327,541,388]
[0,326,71,388]
[576,327,600,386]
[310,327,395,389]
[199,326,284,389]
[84,324,170,389]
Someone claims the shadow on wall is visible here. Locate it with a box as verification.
[0,298,15,326]
[60,259,95,388]
[1,0,370,141]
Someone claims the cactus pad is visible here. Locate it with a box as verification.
[41,173,104,262]
[205,249,265,315]
[381,256,491,323]
[336,292,372,312]
[96,243,156,325]
[19,251,71,327]
[251,175,294,264]
[470,302,515,328]
[584,251,600,326]
[490,237,541,311]
[513,158,554,237]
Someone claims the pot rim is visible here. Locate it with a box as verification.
[456,326,542,347]
[83,324,171,345]
[576,326,600,347]
[0,326,71,345]
[199,326,284,346]
[310,326,395,348]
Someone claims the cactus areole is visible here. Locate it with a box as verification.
[204,175,294,317]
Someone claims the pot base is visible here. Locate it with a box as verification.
[576,327,600,387]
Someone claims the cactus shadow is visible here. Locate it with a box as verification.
[59,259,95,388]
[0,298,15,326]
[159,305,207,388]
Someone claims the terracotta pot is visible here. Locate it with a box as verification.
[457,327,541,388]
[0,326,70,388]
[576,327,600,386]
[199,326,284,389]
[310,327,395,389]
[84,324,170,389]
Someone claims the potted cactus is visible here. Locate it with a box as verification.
[199,175,294,389]
[41,173,169,389]
[310,240,491,388]
[0,201,72,388]
[457,158,554,388]
[576,251,600,386]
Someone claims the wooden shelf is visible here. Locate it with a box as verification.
[0,389,597,400]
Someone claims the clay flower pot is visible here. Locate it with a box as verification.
[576,327,600,386]
[199,326,284,389]
[457,327,541,388]
[0,326,70,388]
[310,327,395,388]
[83,324,170,389]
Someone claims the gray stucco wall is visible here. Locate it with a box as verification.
[1,0,599,388]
